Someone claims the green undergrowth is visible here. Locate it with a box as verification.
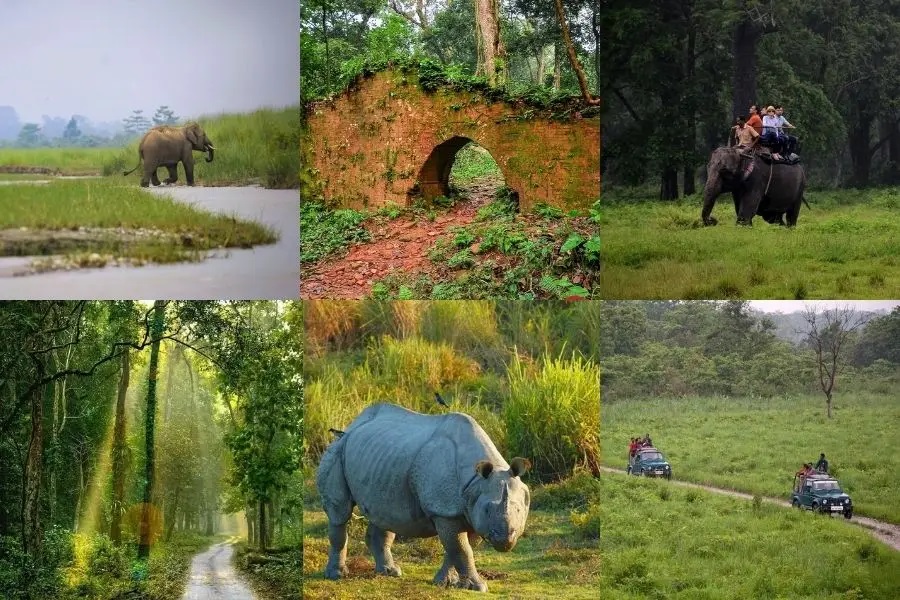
[599,186,900,298]
[0,178,275,263]
[0,148,120,175]
[104,107,301,188]
[0,529,219,600]
[601,394,900,523]
[448,143,502,186]
[300,201,370,263]
[309,56,600,119]
[600,473,900,599]
[302,472,601,600]
[371,197,600,300]
[234,539,302,600]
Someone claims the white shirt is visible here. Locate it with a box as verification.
[762,114,779,134]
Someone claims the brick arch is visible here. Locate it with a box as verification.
[416,136,514,202]
[307,68,599,212]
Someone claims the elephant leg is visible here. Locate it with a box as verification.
[164,164,178,185]
[434,517,487,592]
[731,190,741,217]
[150,167,162,187]
[736,189,761,226]
[184,156,195,186]
[786,202,800,227]
[701,180,722,226]
[142,163,157,188]
[366,524,402,576]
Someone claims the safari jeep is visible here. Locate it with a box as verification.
[791,472,853,519]
[627,446,672,479]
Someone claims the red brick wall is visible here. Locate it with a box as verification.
[307,69,599,212]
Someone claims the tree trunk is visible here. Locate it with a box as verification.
[731,10,763,120]
[258,499,268,551]
[887,119,900,185]
[553,0,600,105]
[660,167,679,200]
[826,391,833,419]
[553,42,561,90]
[73,456,83,531]
[22,386,45,560]
[111,351,130,545]
[138,301,166,559]
[848,114,872,187]
[474,0,508,87]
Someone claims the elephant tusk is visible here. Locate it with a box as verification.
[206,145,216,150]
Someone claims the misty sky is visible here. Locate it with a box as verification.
[749,300,899,313]
[0,0,299,123]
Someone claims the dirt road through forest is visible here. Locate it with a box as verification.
[182,538,255,600]
[600,466,900,551]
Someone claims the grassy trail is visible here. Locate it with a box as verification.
[600,394,900,523]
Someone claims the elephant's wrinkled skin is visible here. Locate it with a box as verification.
[123,123,215,187]
[701,146,807,227]
[316,403,531,593]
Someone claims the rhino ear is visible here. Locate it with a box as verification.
[510,457,531,478]
[475,460,494,479]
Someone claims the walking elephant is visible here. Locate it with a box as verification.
[123,122,215,187]
[701,146,808,227]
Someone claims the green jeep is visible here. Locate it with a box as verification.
[627,446,672,479]
[791,472,852,519]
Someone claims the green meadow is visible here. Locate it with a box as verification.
[599,187,900,298]
[601,394,900,523]
[0,178,274,264]
[0,147,120,175]
[600,472,900,599]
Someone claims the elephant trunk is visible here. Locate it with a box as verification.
[205,145,214,163]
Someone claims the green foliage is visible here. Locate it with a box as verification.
[300,201,370,263]
[599,473,900,599]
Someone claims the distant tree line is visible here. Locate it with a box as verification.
[2,106,181,149]
[601,301,899,402]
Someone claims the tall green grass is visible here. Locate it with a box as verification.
[601,394,900,522]
[599,188,900,298]
[104,107,301,188]
[0,147,120,175]
[506,353,601,481]
[600,473,900,599]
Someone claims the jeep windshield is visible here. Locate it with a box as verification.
[640,452,664,461]
[812,480,842,492]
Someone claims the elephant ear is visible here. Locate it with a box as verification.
[185,125,199,146]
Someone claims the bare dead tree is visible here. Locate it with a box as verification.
[802,304,867,418]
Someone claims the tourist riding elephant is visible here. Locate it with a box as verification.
[122,122,215,187]
[701,146,808,227]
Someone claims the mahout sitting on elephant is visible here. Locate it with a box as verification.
[701,145,808,227]
[123,122,215,187]
[316,403,532,593]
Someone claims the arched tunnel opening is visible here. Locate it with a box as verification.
[411,136,518,210]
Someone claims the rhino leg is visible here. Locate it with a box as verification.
[366,523,402,576]
[325,521,350,580]
[435,516,487,592]
[433,555,459,587]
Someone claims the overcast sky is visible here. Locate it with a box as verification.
[0,0,299,122]
[749,300,899,313]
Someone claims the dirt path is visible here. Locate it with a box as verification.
[182,538,255,600]
[0,185,299,300]
[600,466,900,552]
[301,175,502,299]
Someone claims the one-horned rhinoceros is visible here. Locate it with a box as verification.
[316,402,531,592]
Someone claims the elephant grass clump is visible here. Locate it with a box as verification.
[505,353,601,482]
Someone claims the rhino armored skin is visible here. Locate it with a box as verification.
[316,403,531,592]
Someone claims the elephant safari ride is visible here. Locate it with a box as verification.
[700,145,809,227]
[316,403,532,593]
[123,122,215,188]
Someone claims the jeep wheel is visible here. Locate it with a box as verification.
[626,466,632,475]
[665,472,672,480]
[844,510,852,520]
[812,503,822,514]
[791,498,800,509]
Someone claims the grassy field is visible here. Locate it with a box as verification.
[0,178,275,264]
[0,147,120,175]
[0,107,300,188]
[599,187,900,298]
[234,540,302,600]
[303,473,601,600]
[600,472,900,599]
[106,107,301,188]
[600,394,900,523]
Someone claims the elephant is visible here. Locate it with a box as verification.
[123,122,215,187]
[701,146,808,227]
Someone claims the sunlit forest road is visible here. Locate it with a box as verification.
[183,538,255,600]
